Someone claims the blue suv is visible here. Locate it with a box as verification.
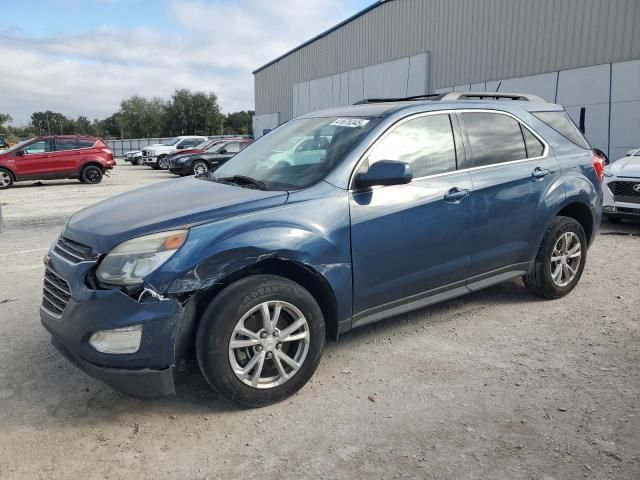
[41,92,604,407]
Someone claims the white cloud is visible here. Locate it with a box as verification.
[0,0,360,126]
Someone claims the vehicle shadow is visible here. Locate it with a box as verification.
[10,181,83,189]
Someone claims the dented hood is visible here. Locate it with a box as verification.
[64,177,288,253]
[609,156,640,179]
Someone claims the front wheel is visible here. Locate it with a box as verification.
[192,160,209,176]
[0,168,14,189]
[523,216,587,299]
[156,155,168,170]
[80,165,103,184]
[196,275,325,407]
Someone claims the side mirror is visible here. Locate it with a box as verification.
[355,160,413,188]
[16,150,25,156]
[218,149,228,154]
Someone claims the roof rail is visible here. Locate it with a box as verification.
[354,94,445,105]
[440,91,546,102]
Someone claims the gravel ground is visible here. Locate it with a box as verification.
[0,162,639,479]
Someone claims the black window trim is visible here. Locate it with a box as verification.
[348,108,549,190]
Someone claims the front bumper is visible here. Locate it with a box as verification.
[603,178,640,219]
[169,163,192,176]
[141,156,157,165]
[48,334,176,398]
[39,250,190,398]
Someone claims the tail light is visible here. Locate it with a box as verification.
[592,152,605,183]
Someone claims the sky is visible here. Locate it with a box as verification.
[1,0,371,126]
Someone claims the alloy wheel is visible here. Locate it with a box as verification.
[193,162,208,176]
[228,300,310,389]
[0,171,11,187]
[550,231,582,287]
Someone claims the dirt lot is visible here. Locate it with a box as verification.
[0,162,639,479]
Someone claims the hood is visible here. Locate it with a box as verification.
[609,157,640,179]
[170,149,203,159]
[64,177,288,253]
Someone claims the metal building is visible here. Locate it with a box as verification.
[252,0,640,160]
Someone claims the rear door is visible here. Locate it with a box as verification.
[459,110,561,278]
[14,139,54,177]
[52,138,81,174]
[350,113,473,323]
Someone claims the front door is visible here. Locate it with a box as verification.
[349,113,473,324]
[14,139,54,178]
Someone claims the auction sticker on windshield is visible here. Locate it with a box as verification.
[330,118,370,128]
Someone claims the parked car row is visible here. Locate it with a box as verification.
[124,137,254,176]
[0,135,115,189]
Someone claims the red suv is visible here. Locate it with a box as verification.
[0,135,115,189]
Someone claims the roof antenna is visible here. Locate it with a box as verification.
[495,81,502,92]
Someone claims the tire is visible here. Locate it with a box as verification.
[156,155,168,170]
[196,275,325,408]
[80,165,103,184]
[523,216,587,299]
[606,215,621,224]
[192,160,209,176]
[0,168,14,189]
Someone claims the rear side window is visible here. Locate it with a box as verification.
[78,139,96,148]
[225,142,241,153]
[367,114,457,178]
[55,138,79,151]
[462,112,527,167]
[532,111,591,150]
[521,126,545,158]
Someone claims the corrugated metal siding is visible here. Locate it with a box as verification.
[254,0,640,121]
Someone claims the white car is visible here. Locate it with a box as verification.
[141,136,207,170]
[603,150,640,223]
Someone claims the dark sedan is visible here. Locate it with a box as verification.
[169,139,253,176]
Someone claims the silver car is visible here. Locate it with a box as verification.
[603,149,640,223]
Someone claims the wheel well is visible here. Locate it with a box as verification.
[82,161,104,172]
[190,258,340,341]
[557,202,594,243]
[0,166,16,180]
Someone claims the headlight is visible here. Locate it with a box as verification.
[96,230,188,286]
[603,167,614,177]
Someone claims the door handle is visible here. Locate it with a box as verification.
[532,167,551,179]
[444,187,470,203]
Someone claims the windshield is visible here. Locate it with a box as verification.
[211,117,379,190]
[3,138,33,154]
[163,137,181,146]
[205,141,225,151]
[195,140,210,149]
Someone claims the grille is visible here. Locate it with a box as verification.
[42,269,71,318]
[609,181,640,204]
[52,237,96,264]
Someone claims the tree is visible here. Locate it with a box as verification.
[0,113,12,132]
[116,95,167,138]
[30,111,75,135]
[165,89,223,136]
[75,116,92,134]
[224,110,254,135]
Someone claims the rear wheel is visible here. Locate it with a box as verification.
[80,165,103,184]
[192,160,209,176]
[0,168,14,189]
[523,216,587,299]
[196,275,325,407]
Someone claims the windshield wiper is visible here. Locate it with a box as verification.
[217,175,268,191]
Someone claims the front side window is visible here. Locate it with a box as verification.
[23,139,52,154]
[55,138,79,151]
[365,114,457,178]
[211,116,379,190]
[462,112,527,167]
